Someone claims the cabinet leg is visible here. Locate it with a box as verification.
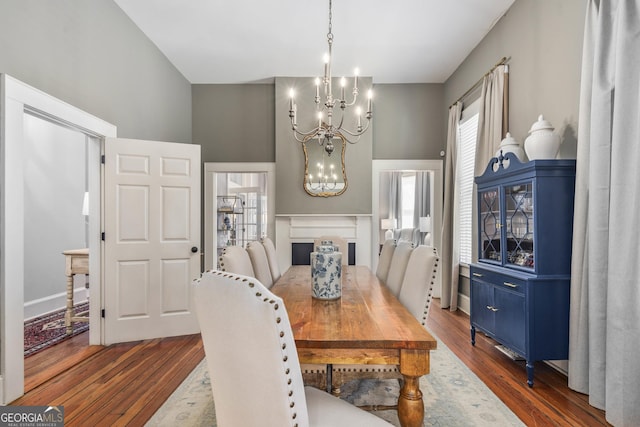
[470,326,476,346]
[526,361,534,387]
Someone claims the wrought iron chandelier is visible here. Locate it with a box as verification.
[288,0,373,156]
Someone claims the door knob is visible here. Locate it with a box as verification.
[191,246,198,253]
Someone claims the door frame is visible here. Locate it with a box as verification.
[372,159,443,295]
[0,74,116,404]
[203,162,276,271]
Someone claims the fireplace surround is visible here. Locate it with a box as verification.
[275,214,372,272]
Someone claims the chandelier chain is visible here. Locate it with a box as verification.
[327,0,333,44]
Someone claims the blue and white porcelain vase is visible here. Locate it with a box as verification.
[310,243,342,300]
[316,240,339,253]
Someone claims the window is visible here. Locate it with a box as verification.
[456,99,480,265]
[401,173,416,228]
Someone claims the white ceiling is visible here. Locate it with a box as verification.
[114,0,515,84]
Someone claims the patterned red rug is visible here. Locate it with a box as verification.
[24,302,90,357]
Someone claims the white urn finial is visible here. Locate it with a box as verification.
[524,114,560,160]
[496,131,525,162]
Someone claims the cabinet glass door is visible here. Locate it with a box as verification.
[504,183,534,269]
[479,188,501,262]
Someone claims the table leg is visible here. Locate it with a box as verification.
[398,375,424,427]
[65,273,74,335]
[398,349,429,427]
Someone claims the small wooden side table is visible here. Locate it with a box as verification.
[63,248,89,335]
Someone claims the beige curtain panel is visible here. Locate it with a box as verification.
[440,64,508,311]
[440,102,462,310]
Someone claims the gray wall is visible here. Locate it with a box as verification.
[193,83,445,164]
[1,0,193,312]
[373,84,445,160]
[444,0,587,301]
[23,115,87,302]
[192,81,444,215]
[0,0,192,142]
[444,0,586,160]
[192,84,275,162]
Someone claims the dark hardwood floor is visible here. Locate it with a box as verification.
[14,299,608,426]
[14,333,204,427]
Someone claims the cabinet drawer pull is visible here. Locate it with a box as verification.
[486,305,499,312]
[503,282,518,288]
[473,272,483,277]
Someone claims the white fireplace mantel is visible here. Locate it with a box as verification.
[275,214,372,272]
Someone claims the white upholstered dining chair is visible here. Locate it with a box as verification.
[192,271,392,427]
[384,240,414,296]
[246,240,274,289]
[398,245,440,325]
[331,245,440,399]
[261,236,281,282]
[375,239,396,283]
[218,245,255,277]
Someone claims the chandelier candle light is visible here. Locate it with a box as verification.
[288,0,373,156]
[308,162,338,191]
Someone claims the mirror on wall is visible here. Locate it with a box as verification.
[303,136,347,197]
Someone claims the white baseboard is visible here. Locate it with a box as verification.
[24,287,89,321]
[545,360,568,376]
[457,293,470,315]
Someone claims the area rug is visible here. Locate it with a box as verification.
[146,336,525,426]
[24,302,90,357]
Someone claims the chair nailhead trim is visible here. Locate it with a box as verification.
[208,270,299,423]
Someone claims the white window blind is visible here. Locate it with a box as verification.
[457,99,480,265]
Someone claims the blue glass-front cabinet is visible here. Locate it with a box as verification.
[470,153,576,387]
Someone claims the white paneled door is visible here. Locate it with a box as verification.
[104,138,201,344]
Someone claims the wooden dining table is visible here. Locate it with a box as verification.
[271,265,437,427]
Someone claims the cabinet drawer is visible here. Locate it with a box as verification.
[471,267,525,295]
